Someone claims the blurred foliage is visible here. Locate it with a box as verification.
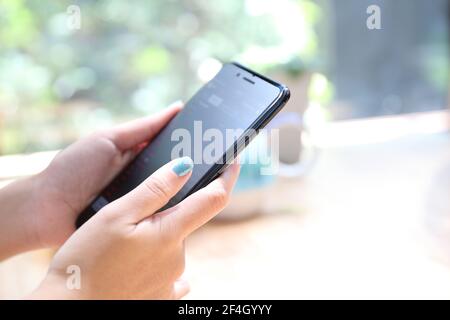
[0,0,322,155]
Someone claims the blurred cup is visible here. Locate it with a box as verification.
[218,112,318,220]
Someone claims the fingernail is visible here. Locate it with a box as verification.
[172,157,194,176]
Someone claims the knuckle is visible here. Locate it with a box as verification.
[96,205,119,224]
[208,187,230,210]
[144,175,172,199]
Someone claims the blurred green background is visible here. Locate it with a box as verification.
[0,0,448,155]
[0,0,320,154]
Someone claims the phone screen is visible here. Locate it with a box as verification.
[76,63,287,227]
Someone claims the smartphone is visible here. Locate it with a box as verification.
[75,62,290,228]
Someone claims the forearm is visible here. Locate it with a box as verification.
[0,175,41,261]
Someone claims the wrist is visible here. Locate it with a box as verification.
[0,174,45,260]
[26,172,50,247]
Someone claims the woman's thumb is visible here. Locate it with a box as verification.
[110,156,194,223]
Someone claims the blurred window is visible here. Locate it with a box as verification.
[324,0,449,119]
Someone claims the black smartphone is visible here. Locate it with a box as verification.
[75,62,290,228]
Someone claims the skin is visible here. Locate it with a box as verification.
[0,102,240,299]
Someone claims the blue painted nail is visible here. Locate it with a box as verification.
[172,157,194,176]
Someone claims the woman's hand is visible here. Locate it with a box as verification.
[32,102,183,248]
[30,158,240,299]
